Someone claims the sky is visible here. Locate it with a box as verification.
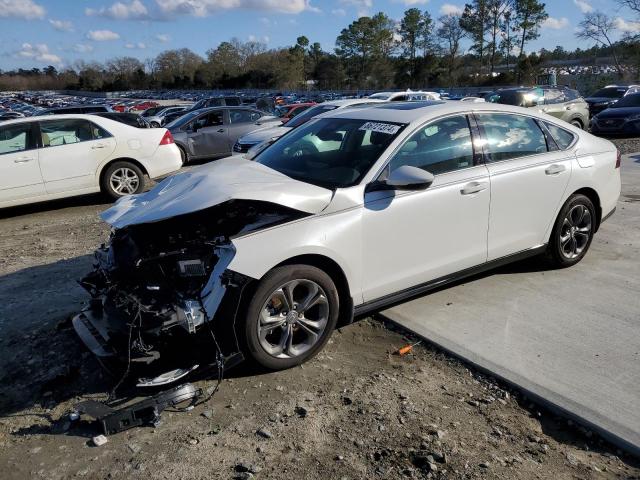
[0,0,639,70]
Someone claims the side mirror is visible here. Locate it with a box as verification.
[368,166,435,192]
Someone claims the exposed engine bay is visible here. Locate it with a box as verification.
[73,199,308,390]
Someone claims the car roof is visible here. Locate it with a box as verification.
[321,100,551,125]
[325,98,386,108]
[0,113,125,127]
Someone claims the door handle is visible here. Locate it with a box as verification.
[91,143,107,149]
[14,156,35,163]
[460,181,488,195]
[545,164,566,175]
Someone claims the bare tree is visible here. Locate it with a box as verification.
[576,12,623,75]
[437,14,466,82]
[617,0,640,15]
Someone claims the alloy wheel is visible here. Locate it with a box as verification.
[559,204,592,259]
[109,167,140,195]
[257,279,329,359]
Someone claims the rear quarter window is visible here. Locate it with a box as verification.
[544,122,576,150]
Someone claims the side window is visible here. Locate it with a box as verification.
[228,110,254,124]
[476,113,548,162]
[388,115,474,175]
[543,89,566,105]
[195,111,223,129]
[89,122,112,140]
[544,122,576,150]
[0,123,32,155]
[565,89,580,101]
[40,119,94,147]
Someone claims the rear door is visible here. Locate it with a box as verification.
[0,122,44,203]
[189,110,227,157]
[37,118,116,193]
[475,112,572,260]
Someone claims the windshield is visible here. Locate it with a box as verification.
[611,93,640,108]
[165,110,200,129]
[275,105,292,117]
[255,117,406,189]
[591,87,626,98]
[369,93,391,100]
[485,89,542,107]
[286,104,339,128]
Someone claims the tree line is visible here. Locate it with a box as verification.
[1,0,638,92]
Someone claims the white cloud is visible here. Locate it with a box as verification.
[396,0,429,5]
[0,0,45,20]
[86,0,149,20]
[440,3,463,15]
[125,42,147,49]
[74,43,94,53]
[155,33,171,42]
[573,0,593,14]
[16,43,62,65]
[155,0,318,17]
[49,19,74,32]
[339,0,372,17]
[87,29,121,41]
[615,17,640,32]
[543,17,569,29]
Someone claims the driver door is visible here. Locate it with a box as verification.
[188,110,227,157]
[361,115,490,302]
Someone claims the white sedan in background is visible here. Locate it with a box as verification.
[0,114,182,208]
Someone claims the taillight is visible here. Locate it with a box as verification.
[159,130,174,145]
[615,149,621,169]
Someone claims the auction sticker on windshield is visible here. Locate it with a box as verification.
[359,122,401,135]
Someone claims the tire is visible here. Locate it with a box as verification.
[570,119,584,130]
[240,265,340,370]
[100,161,146,200]
[546,194,596,268]
[150,121,160,128]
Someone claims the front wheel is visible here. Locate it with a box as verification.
[546,194,596,268]
[101,161,146,200]
[240,265,339,370]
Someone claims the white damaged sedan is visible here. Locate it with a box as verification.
[74,101,621,381]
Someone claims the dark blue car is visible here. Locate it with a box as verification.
[590,93,640,136]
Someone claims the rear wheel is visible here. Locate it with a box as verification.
[240,265,339,370]
[570,119,584,130]
[546,194,596,268]
[101,161,145,200]
[150,121,160,128]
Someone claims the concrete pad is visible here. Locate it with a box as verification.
[382,154,640,455]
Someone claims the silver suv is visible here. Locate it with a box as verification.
[485,86,589,130]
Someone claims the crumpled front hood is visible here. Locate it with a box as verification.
[101,156,333,228]
[241,125,291,144]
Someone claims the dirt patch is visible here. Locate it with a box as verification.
[0,192,638,480]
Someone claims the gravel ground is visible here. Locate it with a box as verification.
[0,139,639,479]
[609,137,640,155]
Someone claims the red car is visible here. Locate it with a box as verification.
[275,102,316,124]
[131,101,159,112]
